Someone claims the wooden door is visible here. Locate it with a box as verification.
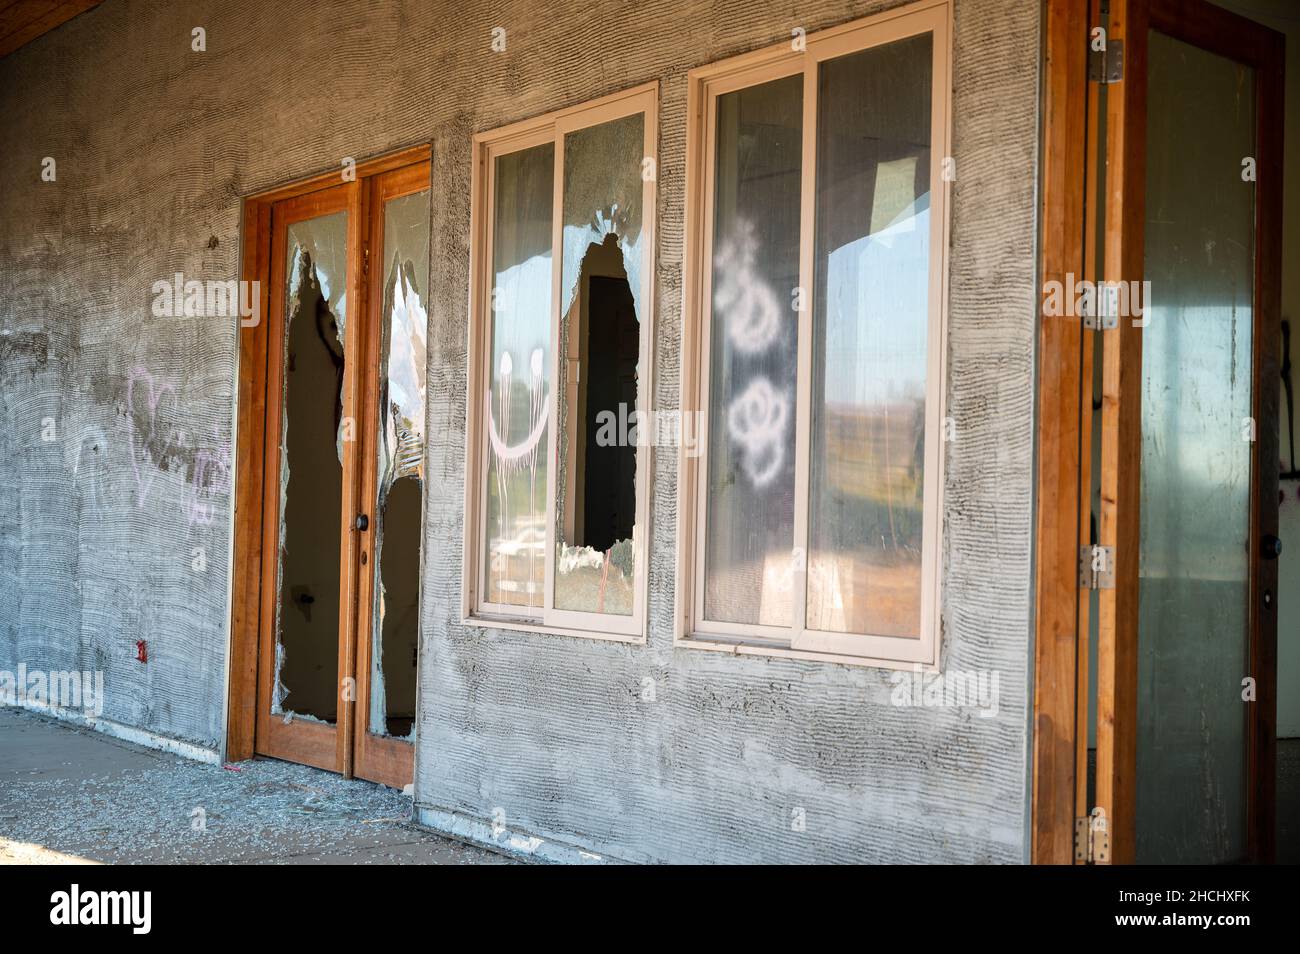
[254,181,366,773]
[352,161,431,789]
[232,150,431,787]
[1090,0,1283,864]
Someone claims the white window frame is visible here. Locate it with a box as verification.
[463,82,658,643]
[675,0,951,669]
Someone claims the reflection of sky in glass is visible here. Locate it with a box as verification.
[384,191,430,448]
[822,196,929,406]
[387,274,426,439]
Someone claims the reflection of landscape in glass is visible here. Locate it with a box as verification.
[808,34,932,639]
[553,113,644,617]
[702,37,933,639]
[485,144,553,609]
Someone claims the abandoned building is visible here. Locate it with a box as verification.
[1,0,1297,865]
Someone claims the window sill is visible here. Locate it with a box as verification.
[674,631,938,673]
[461,613,646,646]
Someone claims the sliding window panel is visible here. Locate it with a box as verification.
[700,75,804,630]
[482,144,555,615]
[552,112,646,620]
[805,32,935,643]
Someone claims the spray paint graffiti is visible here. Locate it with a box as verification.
[183,429,232,528]
[125,367,231,526]
[125,368,182,509]
[486,347,547,601]
[727,377,789,488]
[713,222,783,356]
[713,221,792,490]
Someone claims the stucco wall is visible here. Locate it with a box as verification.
[0,0,1040,861]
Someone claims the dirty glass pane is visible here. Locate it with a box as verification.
[484,144,554,611]
[274,209,349,723]
[554,114,644,615]
[703,75,802,626]
[1136,30,1254,864]
[807,33,932,639]
[368,190,429,739]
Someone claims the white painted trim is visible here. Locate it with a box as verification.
[676,0,952,669]
[464,82,659,646]
[3,695,221,765]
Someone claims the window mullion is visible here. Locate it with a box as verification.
[692,87,719,632]
[543,124,563,621]
[476,146,497,618]
[790,60,817,644]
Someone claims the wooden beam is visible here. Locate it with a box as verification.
[0,0,101,59]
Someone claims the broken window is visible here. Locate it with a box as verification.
[468,87,656,637]
[367,189,430,740]
[680,6,949,665]
[274,211,349,723]
[554,113,645,616]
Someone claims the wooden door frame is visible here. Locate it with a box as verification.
[1031,0,1092,865]
[1032,0,1283,863]
[352,160,432,789]
[226,145,432,771]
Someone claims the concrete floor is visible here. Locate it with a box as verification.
[4,705,1294,864]
[0,707,509,864]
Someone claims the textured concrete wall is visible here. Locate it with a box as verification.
[0,0,1039,860]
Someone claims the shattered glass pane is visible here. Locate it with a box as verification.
[484,144,554,610]
[554,113,644,616]
[273,210,349,723]
[368,190,429,739]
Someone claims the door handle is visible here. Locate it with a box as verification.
[1260,534,1281,560]
[355,514,369,532]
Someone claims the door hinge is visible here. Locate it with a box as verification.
[1079,544,1115,589]
[1082,282,1119,330]
[1075,809,1112,864]
[1088,38,1123,84]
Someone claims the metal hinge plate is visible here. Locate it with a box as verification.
[1082,282,1120,330]
[1088,39,1124,84]
[1079,545,1115,589]
[1076,810,1112,864]
[1093,828,1112,864]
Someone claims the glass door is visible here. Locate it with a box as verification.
[255,181,363,773]
[353,162,431,789]
[251,159,431,786]
[1088,0,1282,863]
